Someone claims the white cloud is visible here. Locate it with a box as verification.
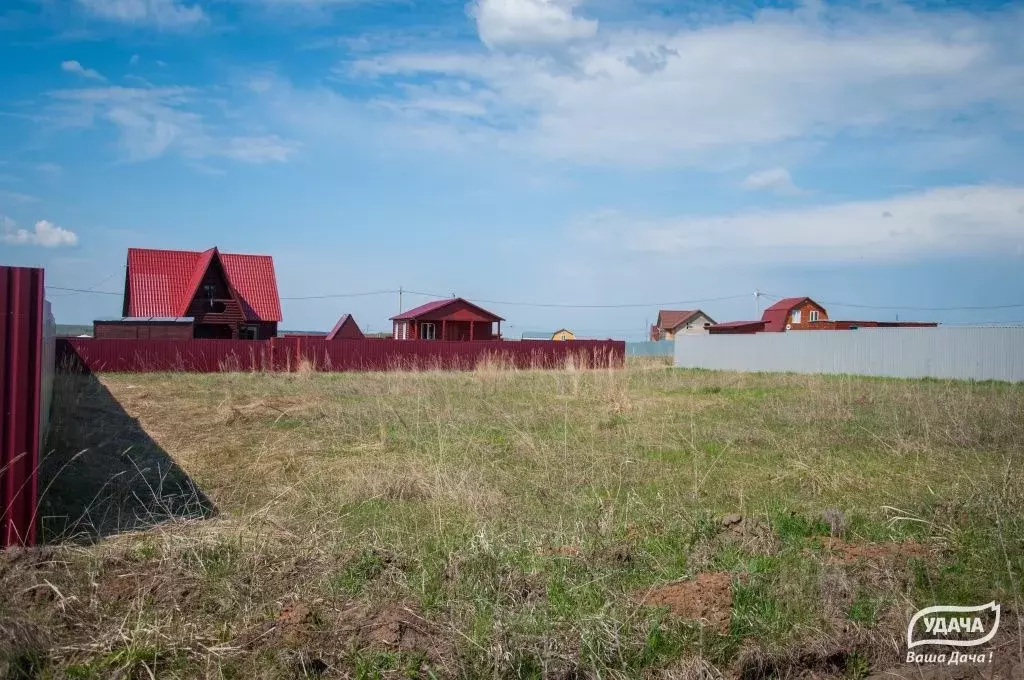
[348,5,1024,168]
[129,54,140,66]
[742,167,803,195]
[470,0,598,48]
[574,185,1024,261]
[1,219,79,248]
[47,86,300,165]
[61,60,106,81]
[76,0,206,29]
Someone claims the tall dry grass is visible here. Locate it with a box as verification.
[4,362,1021,679]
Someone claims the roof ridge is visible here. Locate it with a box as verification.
[176,247,218,317]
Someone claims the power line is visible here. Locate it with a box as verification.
[47,286,122,296]
[760,292,1024,312]
[281,290,398,301]
[403,289,750,309]
[43,283,1024,314]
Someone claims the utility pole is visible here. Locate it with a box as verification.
[754,289,762,316]
[398,286,403,314]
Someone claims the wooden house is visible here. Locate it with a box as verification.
[96,247,282,340]
[390,298,503,341]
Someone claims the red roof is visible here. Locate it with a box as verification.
[708,320,767,334]
[761,297,823,332]
[326,314,364,340]
[656,309,695,330]
[391,297,504,322]
[124,247,282,322]
[713,320,765,329]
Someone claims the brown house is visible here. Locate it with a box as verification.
[761,297,828,332]
[95,247,282,340]
[391,298,503,341]
[650,309,717,341]
[709,297,936,334]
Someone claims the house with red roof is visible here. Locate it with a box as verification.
[650,309,716,341]
[707,296,935,335]
[94,247,282,340]
[391,298,503,341]
[761,297,828,332]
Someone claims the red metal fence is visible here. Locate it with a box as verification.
[57,337,625,373]
[2,266,53,548]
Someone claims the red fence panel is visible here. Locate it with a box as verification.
[1,266,50,548]
[57,337,625,373]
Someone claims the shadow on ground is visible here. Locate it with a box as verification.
[37,372,215,543]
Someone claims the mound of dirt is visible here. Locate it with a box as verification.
[811,537,930,565]
[719,514,779,556]
[635,572,732,633]
[255,600,448,665]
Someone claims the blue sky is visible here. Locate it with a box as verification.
[2,0,1023,337]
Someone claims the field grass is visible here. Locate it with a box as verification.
[3,359,1023,679]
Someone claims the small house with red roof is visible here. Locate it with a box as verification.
[707,297,936,335]
[391,298,503,341]
[94,247,282,340]
[650,309,716,341]
[761,297,828,332]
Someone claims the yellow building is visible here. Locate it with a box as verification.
[552,328,575,341]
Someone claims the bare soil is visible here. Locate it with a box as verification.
[635,572,733,633]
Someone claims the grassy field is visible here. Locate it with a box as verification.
[3,359,1022,679]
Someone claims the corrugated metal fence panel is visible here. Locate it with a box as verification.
[626,341,674,357]
[674,327,1024,382]
[57,337,625,373]
[40,299,55,450]
[1,266,46,548]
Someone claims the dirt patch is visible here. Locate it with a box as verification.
[546,545,582,558]
[357,604,435,652]
[719,514,778,556]
[809,537,930,565]
[635,572,732,633]
[251,599,449,665]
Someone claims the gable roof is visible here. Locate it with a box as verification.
[391,297,504,322]
[124,247,282,322]
[656,309,714,330]
[761,297,824,332]
[326,314,364,340]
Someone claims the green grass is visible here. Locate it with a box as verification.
[6,362,1021,679]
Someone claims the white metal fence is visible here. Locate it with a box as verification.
[674,327,1024,382]
[627,340,674,357]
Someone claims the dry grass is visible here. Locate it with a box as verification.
[2,362,1022,679]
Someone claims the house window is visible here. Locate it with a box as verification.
[791,309,802,324]
[809,310,819,322]
[420,322,436,340]
[203,283,217,298]
[239,325,259,340]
